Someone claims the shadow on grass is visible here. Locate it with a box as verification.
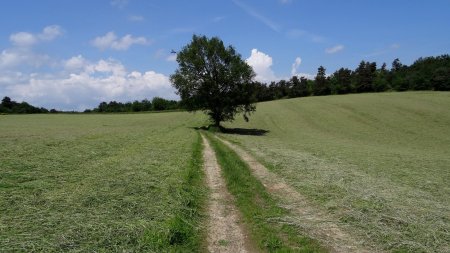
[220,127,269,136]
[191,125,269,136]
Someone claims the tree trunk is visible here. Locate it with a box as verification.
[214,118,220,127]
[212,109,221,127]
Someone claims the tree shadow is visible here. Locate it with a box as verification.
[220,127,269,136]
[191,126,212,131]
[190,125,269,136]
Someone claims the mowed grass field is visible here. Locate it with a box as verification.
[1,91,449,252]
[221,91,450,252]
[0,112,208,251]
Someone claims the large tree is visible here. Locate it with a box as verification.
[170,35,256,126]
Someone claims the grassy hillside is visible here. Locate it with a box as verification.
[221,91,450,252]
[0,112,208,252]
[1,92,448,252]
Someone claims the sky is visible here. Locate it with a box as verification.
[1,0,449,110]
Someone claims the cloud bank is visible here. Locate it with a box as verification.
[1,26,175,111]
[1,25,62,69]
[3,57,175,111]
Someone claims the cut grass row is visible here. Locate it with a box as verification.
[221,91,450,252]
[204,132,325,252]
[0,113,208,252]
[146,132,206,251]
[1,112,325,252]
[3,91,447,252]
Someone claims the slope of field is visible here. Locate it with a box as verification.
[0,112,207,252]
[220,91,450,252]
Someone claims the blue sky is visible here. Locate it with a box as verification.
[1,0,449,110]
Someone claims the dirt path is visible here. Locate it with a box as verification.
[201,134,255,253]
[215,135,376,253]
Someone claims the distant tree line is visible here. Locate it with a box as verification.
[0,96,181,114]
[251,54,450,102]
[85,97,181,113]
[0,96,50,114]
[1,55,448,114]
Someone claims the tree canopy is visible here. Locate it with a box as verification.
[89,97,179,113]
[249,54,450,102]
[2,53,448,115]
[170,35,256,126]
[0,96,49,114]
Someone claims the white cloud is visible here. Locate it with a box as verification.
[291,57,302,76]
[9,32,37,47]
[1,26,170,110]
[166,54,177,62]
[2,58,176,111]
[245,50,313,81]
[91,32,117,50]
[86,59,127,76]
[296,73,315,80]
[1,50,22,68]
[289,56,314,80]
[112,34,148,50]
[64,55,87,70]
[39,25,63,41]
[1,26,62,70]
[246,49,277,83]
[9,25,63,47]
[0,48,50,69]
[0,71,26,85]
[325,44,344,54]
[91,32,149,51]
[279,0,292,4]
[129,15,144,22]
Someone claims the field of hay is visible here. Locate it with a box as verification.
[221,91,450,252]
[0,112,208,251]
[1,91,449,252]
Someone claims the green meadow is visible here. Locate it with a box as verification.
[221,91,450,252]
[0,112,207,252]
[1,91,449,252]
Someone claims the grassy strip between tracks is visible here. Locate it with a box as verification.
[205,132,325,253]
[146,132,207,252]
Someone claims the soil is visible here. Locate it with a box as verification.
[201,134,257,253]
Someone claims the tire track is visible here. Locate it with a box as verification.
[215,135,377,253]
[201,134,255,253]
